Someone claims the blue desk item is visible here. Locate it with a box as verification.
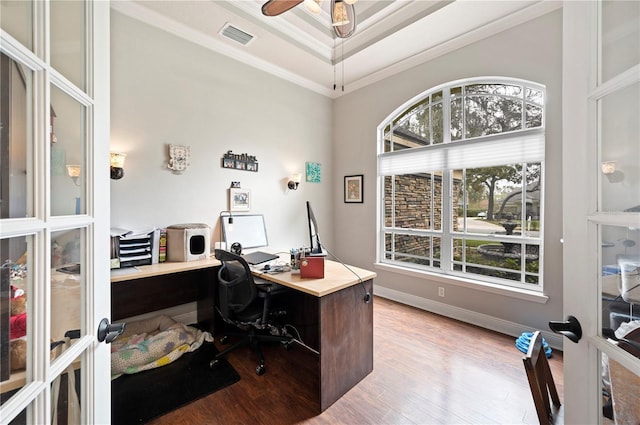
[516,332,552,358]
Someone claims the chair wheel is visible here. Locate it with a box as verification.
[210,359,220,369]
[219,336,229,344]
[255,364,265,375]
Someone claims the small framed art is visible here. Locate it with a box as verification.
[229,188,251,212]
[306,162,321,183]
[344,175,363,203]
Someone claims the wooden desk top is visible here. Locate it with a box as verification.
[109,255,376,298]
[252,259,376,297]
[110,257,221,283]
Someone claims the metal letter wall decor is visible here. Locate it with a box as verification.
[221,150,259,172]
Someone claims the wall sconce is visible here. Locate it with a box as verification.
[288,173,302,190]
[601,161,616,175]
[66,165,81,186]
[110,152,127,180]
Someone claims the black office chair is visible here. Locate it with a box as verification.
[210,249,292,375]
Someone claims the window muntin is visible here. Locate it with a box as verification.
[452,163,541,288]
[384,91,445,153]
[385,81,544,156]
[379,78,545,291]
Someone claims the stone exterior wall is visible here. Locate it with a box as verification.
[384,173,460,262]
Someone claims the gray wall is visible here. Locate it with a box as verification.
[111,8,564,339]
[110,11,333,252]
[331,10,564,336]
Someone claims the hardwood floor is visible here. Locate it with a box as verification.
[149,296,563,425]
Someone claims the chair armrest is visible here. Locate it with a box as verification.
[255,280,290,296]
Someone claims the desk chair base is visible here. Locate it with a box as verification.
[211,328,292,376]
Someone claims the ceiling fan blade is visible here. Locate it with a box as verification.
[262,0,303,16]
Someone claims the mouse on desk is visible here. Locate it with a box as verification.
[262,264,271,271]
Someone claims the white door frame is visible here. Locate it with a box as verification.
[0,1,110,423]
[562,1,640,423]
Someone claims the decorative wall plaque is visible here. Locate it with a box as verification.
[168,144,190,174]
[221,150,258,172]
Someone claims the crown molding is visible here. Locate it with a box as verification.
[110,0,561,99]
[111,0,334,97]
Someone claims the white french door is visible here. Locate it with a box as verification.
[562,1,640,423]
[0,1,110,423]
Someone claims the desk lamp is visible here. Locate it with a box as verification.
[218,211,233,250]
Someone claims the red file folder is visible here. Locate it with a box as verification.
[300,256,324,279]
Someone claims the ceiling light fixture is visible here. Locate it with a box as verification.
[304,0,322,15]
[331,0,356,38]
[332,0,349,26]
[262,0,357,39]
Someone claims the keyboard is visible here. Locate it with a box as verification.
[243,251,279,265]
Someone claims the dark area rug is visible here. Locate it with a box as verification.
[111,341,240,424]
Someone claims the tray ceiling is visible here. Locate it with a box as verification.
[111,0,559,97]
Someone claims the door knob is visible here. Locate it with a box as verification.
[97,318,125,343]
[549,315,582,343]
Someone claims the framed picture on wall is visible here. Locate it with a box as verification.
[344,175,363,203]
[229,188,251,212]
[306,162,321,183]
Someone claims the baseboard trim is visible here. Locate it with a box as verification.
[374,286,563,351]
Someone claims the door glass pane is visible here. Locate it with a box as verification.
[50,350,82,425]
[601,0,640,82]
[50,85,85,216]
[50,0,86,91]
[1,53,33,219]
[601,224,640,337]
[0,236,32,406]
[0,1,33,52]
[602,352,640,424]
[600,82,640,213]
[51,228,83,348]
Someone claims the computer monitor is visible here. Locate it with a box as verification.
[221,214,268,249]
[307,201,326,256]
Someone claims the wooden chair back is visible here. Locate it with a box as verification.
[523,331,562,425]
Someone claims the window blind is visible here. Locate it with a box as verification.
[379,130,544,175]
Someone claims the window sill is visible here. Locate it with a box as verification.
[373,262,549,304]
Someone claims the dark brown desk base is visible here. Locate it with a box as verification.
[111,267,217,333]
[110,261,374,412]
[277,279,374,411]
[318,279,373,410]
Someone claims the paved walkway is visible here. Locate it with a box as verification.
[460,217,504,234]
[459,217,540,237]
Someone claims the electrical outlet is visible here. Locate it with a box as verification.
[438,287,445,297]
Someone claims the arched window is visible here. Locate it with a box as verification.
[378,77,545,291]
